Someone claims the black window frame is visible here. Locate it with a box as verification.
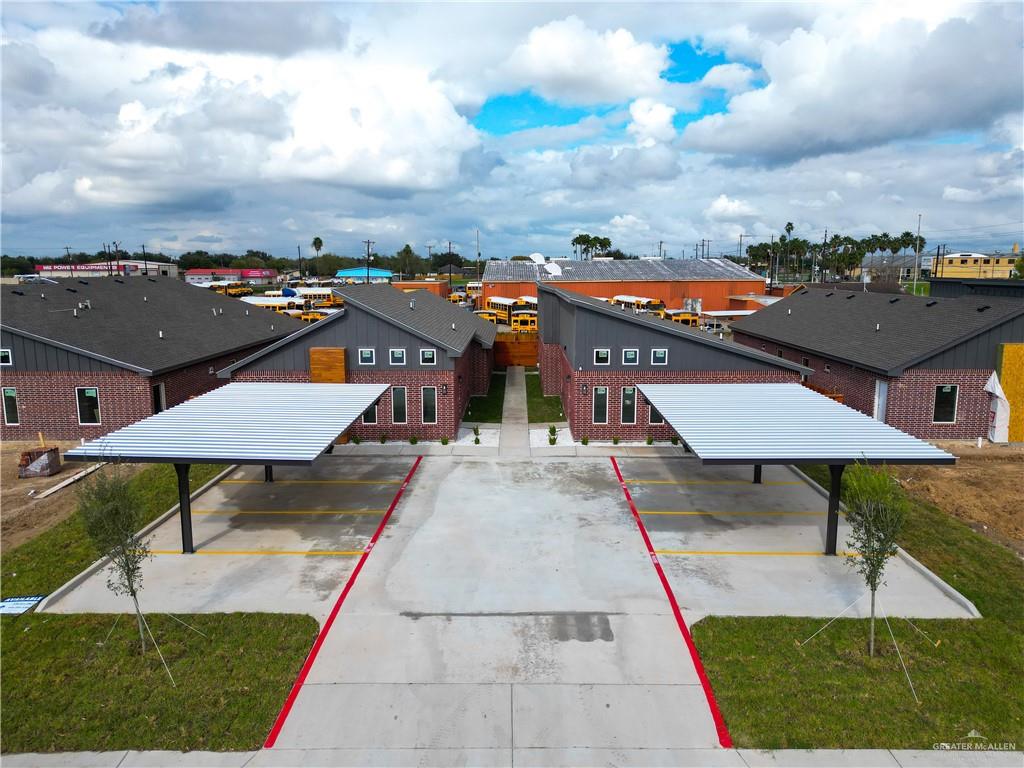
[621,386,637,425]
[932,384,958,424]
[593,386,608,425]
[392,386,407,424]
[76,386,101,425]
[3,387,19,425]
[363,401,378,424]
[422,386,438,425]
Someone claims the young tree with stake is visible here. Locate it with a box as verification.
[844,463,907,657]
[78,469,151,653]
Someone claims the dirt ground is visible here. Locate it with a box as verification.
[890,441,1024,556]
[1,441,142,552]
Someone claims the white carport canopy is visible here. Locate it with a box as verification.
[638,383,955,554]
[638,383,955,466]
[64,382,388,552]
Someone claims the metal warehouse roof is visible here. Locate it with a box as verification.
[64,382,388,465]
[483,258,763,282]
[638,383,955,465]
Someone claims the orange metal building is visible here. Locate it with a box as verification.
[482,259,766,312]
[391,280,451,299]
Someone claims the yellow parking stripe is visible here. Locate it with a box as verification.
[150,549,363,556]
[222,479,401,485]
[655,549,858,557]
[625,479,801,486]
[192,509,386,516]
[640,510,824,516]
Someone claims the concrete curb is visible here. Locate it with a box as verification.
[788,465,982,619]
[894,546,981,618]
[36,464,239,613]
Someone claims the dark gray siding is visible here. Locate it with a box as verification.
[915,315,1024,370]
[928,280,1024,300]
[571,307,781,372]
[1,329,125,372]
[236,307,458,373]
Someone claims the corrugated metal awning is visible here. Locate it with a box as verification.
[638,383,955,465]
[64,382,388,465]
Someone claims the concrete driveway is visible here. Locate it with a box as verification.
[42,458,417,621]
[614,457,976,621]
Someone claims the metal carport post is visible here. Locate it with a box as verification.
[637,383,956,555]
[64,382,389,553]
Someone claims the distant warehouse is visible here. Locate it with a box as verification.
[1,278,303,441]
[33,260,178,279]
[482,258,765,312]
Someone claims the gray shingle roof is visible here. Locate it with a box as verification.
[483,258,762,282]
[539,284,809,374]
[2,277,303,374]
[335,283,496,352]
[730,289,1024,375]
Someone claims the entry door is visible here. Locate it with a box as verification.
[873,380,888,421]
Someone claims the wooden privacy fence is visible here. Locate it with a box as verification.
[494,331,539,367]
[802,381,844,404]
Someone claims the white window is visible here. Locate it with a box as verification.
[622,349,639,365]
[594,348,610,365]
[76,387,101,425]
[0,349,11,366]
[621,387,637,425]
[593,386,608,424]
[3,387,19,425]
[420,349,437,366]
[358,348,375,365]
[422,386,437,424]
[363,402,377,424]
[933,385,958,424]
[389,348,406,366]
[392,386,407,424]
[651,348,668,366]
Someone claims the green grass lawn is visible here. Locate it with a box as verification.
[466,372,506,423]
[691,465,1024,749]
[526,372,564,423]
[1,612,316,753]
[2,463,226,599]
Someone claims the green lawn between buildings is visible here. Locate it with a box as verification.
[466,371,506,423]
[0,462,318,753]
[526,371,564,423]
[691,464,1024,750]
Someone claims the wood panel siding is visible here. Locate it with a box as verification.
[309,347,347,383]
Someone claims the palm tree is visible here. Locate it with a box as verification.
[311,236,323,276]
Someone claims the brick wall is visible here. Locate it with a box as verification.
[541,341,800,441]
[152,344,269,408]
[0,370,150,441]
[733,331,994,440]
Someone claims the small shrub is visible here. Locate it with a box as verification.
[612,436,620,445]
[440,436,449,446]
[548,435,557,445]
[548,425,557,436]
[646,434,653,445]
[581,436,589,445]
[473,425,480,436]
[380,434,388,444]
[474,436,480,445]
[409,435,419,445]
[351,435,361,445]
[670,435,679,445]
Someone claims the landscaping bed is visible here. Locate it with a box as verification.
[466,372,506,423]
[525,371,563,422]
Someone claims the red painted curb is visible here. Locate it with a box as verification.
[609,456,733,749]
[264,456,424,748]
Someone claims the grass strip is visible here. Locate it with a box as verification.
[1,612,316,753]
[691,464,1024,748]
[466,372,506,423]
[2,463,226,599]
[526,372,564,423]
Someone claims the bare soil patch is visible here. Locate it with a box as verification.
[889,442,1024,556]
[1,441,142,552]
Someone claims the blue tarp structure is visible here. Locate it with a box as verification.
[335,267,393,283]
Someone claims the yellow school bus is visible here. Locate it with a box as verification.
[485,296,517,324]
[510,309,538,333]
[665,309,699,327]
[612,295,665,316]
[474,309,499,324]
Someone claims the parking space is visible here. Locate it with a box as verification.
[42,457,419,621]
[614,456,976,621]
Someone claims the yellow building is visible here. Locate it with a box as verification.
[933,252,1018,279]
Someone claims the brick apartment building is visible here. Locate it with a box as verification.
[537,284,808,441]
[1,278,303,441]
[731,289,1024,440]
[222,284,496,441]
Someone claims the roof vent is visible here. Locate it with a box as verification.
[889,297,900,303]
[245,309,249,315]
[78,280,89,285]
[825,292,834,297]
[846,294,855,299]
[977,305,992,312]
[875,323,880,332]
[212,308,217,316]
[73,308,78,318]
[926,300,937,307]
[800,289,809,295]
[219,308,223,315]
[143,296,147,302]
[40,293,46,300]
[451,322,456,331]
[787,308,791,315]
[11,289,24,296]
[409,299,415,310]
[66,287,77,293]
[114,278,124,284]
[147,278,156,283]
[271,324,274,331]
[158,330,164,339]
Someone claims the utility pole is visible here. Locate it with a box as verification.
[476,229,481,281]
[769,234,775,287]
[363,240,375,284]
[447,240,454,287]
[426,244,433,263]
[658,240,664,259]
[64,245,72,264]
[913,213,922,293]
[103,243,111,276]
[819,229,828,283]
[297,244,302,277]
[140,243,148,275]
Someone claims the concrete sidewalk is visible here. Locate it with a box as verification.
[5,748,1019,766]
[498,365,530,457]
